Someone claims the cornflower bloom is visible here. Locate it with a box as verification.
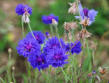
[15,4,32,23]
[75,2,98,26]
[42,14,58,25]
[26,31,45,44]
[46,48,68,67]
[16,38,41,57]
[28,53,49,71]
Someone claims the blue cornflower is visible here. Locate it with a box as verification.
[71,40,82,55]
[46,48,68,67]
[28,53,49,71]
[15,4,32,15]
[75,2,98,25]
[44,37,61,50]
[42,14,58,24]
[26,31,45,44]
[65,43,71,52]
[16,38,41,57]
[45,32,50,38]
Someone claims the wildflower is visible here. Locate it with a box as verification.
[26,31,45,44]
[68,2,78,14]
[46,48,68,67]
[65,43,71,52]
[71,40,82,55]
[80,18,90,27]
[42,14,58,25]
[76,29,91,40]
[45,32,50,38]
[43,37,61,52]
[15,4,32,23]
[64,22,78,31]
[15,4,32,15]
[98,67,106,75]
[28,53,48,71]
[16,38,41,57]
[92,70,96,74]
[75,2,98,26]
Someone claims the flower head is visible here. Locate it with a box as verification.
[28,53,49,71]
[26,31,45,44]
[42,14,58,24]
[45,32,50,38]
[64,22,78,31]
[71,40,82,55]
[15,4,32,15]
[46,48,68,67]
[68,2,77,14]
[75,2,98,25]
[16,38,41,57]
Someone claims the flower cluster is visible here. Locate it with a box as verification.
[16,3,82,71]
[16,31,82,70]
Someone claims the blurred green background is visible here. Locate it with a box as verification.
[0,0,109,82]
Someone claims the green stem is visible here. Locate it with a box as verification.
[55,25,60,38]
[50,24,54,36]
[61,67,69,83]
[28,23,36,40]
[0,77,4,83]
[21,18,25,37]
[12,72,16,83]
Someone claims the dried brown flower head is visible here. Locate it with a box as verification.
[64,22,78,31]
[99,67,106,75]
[76,29,91,40]
[80,18,90,27]
[68,2,78,14]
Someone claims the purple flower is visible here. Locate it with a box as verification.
[92,70,96,74]
[46,48,68,67]
[42,14,58,24]
[28,53,49,71]
[71,40,82,55]
[65,43,71,52]
[16,38,41,57]
[45,32,50,38]
[26,31,45,44]
[15,4,32,15]
[75,2,98,25]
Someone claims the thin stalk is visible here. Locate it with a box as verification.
[0,77,4,83]
[27,23,36,40]
[50,24,54,36]
[21,18,25,37]
[61,67,69,83]
[12,72,16,83]
[55,25,60,38]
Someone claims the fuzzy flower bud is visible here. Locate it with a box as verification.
[68,2,78,14]
[64,22,78,31]
[22,13,30,23]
